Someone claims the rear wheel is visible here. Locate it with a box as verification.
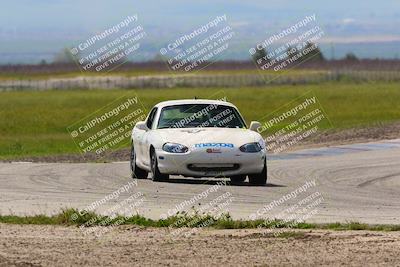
[230,175,246,183]
[248,160,267,186]
[130,145,148,179]
[150,149,169,182]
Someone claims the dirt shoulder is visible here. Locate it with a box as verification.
[299,121,400,149]
[0,224,399,266]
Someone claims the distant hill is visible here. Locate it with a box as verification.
[0,0,399,64]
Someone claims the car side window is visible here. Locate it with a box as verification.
[146,108,158,129]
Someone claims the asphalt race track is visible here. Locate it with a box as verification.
[1,139,400,224]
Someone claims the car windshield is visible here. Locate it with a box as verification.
[157,104,246,129]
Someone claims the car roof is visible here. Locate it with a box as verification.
[154,99,237,109]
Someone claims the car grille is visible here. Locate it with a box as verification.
[187,163,240,172]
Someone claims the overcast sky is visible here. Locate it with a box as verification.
[2,0,399,34]
[1,0,399,62]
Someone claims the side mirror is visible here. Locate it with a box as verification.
[249,121,261,132]
[136,121,149,131]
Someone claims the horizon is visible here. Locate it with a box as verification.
[1,0,399,64]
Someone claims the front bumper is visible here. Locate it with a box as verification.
[156,147,266,177]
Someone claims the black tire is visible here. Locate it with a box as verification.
[150,148,169,182]
[130,145,148,179]
[248,160,267,186]
[230,175,246,183]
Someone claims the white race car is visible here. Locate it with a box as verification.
[130,99,267,185]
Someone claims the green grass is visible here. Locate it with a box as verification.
[1,81,400,159]
[0,208,399,231]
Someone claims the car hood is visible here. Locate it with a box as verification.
[153,128,262,148]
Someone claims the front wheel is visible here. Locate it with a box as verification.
[150,149,169,182]
[248,160,267,186]
[130,145,148,179]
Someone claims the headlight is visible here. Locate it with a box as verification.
[162,143,189,153]
[239,142,262,153]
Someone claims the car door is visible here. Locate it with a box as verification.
[141,107,158,167]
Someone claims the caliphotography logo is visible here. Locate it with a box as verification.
[257,90,333,154]
[67,93,147,157]
[70,14,147,73]
[161,14,236,73]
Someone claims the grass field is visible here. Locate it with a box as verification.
[1,81,399,159]
[1,208,399,231]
